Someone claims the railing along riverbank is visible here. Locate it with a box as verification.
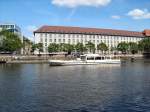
[0,54,143,64]
[0,55,76,64]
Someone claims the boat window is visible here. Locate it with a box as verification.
[106,57,110,59]
[80,56,86,61]
[101,57,105,60]
[87,57,94,60]
[95,57,102,60]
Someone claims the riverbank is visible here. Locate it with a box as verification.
[7,60,48,64]
[0,54,144,64]
[0,55,75,64]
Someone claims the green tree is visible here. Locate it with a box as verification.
[66,44,75,54]
[110,47,118,55]
[59,43,65,52]
[23,37,33,54]
[85,41,95,53]
[36,43,43,55]
[75,43,86,53]
[128,42,138,54]
[60,43,74,54]
[138,38,150,53]
[31,43,43,55]
[48,43,59,53]
[117,42,129,54]
[138,41,144,52]
[97,43,108,54]
[0,32,5,51]
[0,30,22,53]
[23,37,33,48]
[110,47,117,52]
[31,44,37,53]
[59,43,69,52]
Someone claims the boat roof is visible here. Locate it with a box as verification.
[81,54,100,57]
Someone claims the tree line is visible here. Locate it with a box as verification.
[31,41,108,55]
[34,38,150,55]
[117,38,150,54]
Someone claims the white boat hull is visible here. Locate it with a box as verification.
[49,60,121,66]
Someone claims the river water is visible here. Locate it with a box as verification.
[0,59,150,112]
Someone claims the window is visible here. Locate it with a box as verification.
[81,35,83,38]
[93,36,95,39]
[49,34,52,38]
[95,57,102,60]
[49,39,52,42]
[58,34,60,37]
[101,57,105,60]
[81,56,86,61]
[40,37,43,42]
[11,25,14,28]
[59,39,61,43]
[63,39,65,43]
[87,57,94,60]
[68,39,71,43]
[106,57,110,59]
[45,34,48,37]
[45,43,47,46]
[45,38,47,42]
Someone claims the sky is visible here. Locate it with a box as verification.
[0,0,150,40]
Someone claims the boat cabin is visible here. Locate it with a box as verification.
[80,54,112,61]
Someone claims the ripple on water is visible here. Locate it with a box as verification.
[0,60,150,112]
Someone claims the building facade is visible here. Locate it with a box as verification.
[34,26,149,54]
[0,23,21,35]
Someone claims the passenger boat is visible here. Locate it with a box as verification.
[49,54,121,66]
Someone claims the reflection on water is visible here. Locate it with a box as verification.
[0,60,150,112]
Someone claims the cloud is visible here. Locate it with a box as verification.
[111,15,121,19]
[127,9,150,19]
[52,0,111,8]
[26,25,37,32]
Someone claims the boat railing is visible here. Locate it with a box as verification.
[79,54,121,61]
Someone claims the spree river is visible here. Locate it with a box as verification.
[0,59,150,112]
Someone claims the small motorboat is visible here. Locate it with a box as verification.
[49,54,121,66]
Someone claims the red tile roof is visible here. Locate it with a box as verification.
[34,26,145,37]
[143,30,150,36]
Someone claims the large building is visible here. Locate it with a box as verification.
[34,26,150,53]
[0,23,21,36]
